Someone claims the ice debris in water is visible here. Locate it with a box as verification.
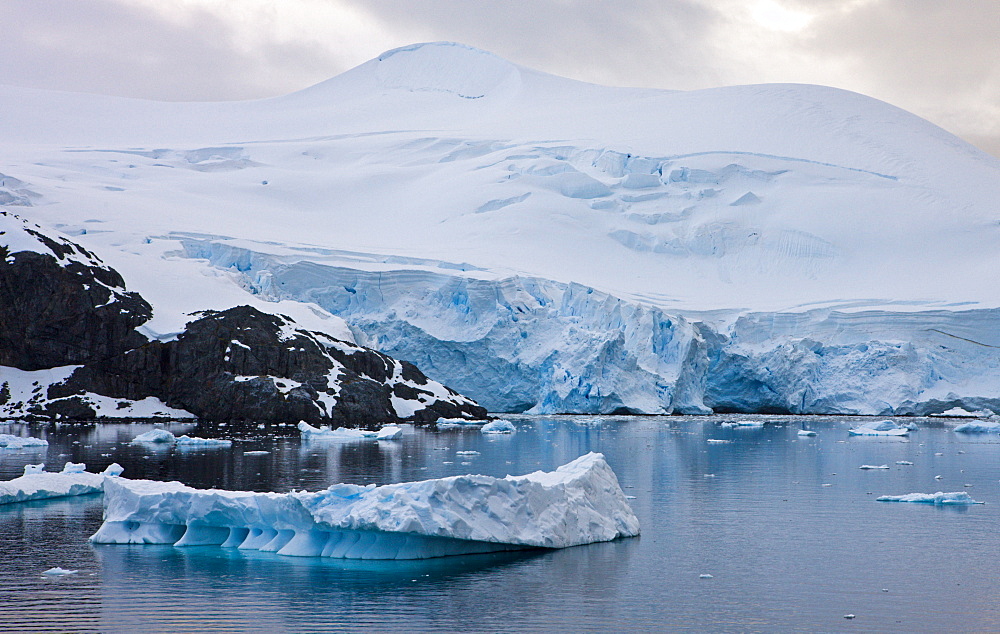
[42,567,78,576]
[0,434,48,448]
[1,462,124,505]
[848,420,909,436]
[455,450,480,456]
[131,429,231,446]
[297,421,402,441]
[89,452,640,559]
[954,420,1000,434]
[877,492,984,505]
[896,461,914,465]
[797,429,817,436]
[435,417,488,429]
[706,439,730,444]
[481,419,516,434]
[859,464,889,470]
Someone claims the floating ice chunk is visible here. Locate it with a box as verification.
[23,463,45,475]
[101,463,124,477]
[848,420,909,436]
[797,430,817,436]
[895,461,914,466]
[954,420,1000,434]
[131,429,176,444]
[61,462,86,474]
[174,435,233,446]
[435,417,487,426]
[298,420,402,441]
[90,453,639,558]
[375,425,403,440]
[859,464,889,470]
[877,492,983,505]
[243,451,269,455]
[735,420,764,428]
[706,439,730,444]
[0,434,48,448]
[481,419,516,434]
[699,574,713,579]
[0,468,113,505]
[455,450,480,456]
[42,567,78,576]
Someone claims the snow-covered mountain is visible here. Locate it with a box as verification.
[3,41,999,415]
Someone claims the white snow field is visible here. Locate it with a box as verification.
[89,452,640,559]
[0,462,124,505]
[2,41,1000,415]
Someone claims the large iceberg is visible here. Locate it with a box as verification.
[89,452,639,559]
[953,420,1000,434]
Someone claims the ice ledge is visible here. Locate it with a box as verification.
[89,453,640,559]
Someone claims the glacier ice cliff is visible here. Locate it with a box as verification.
[89,452,640,559]
[182,237,1000,417]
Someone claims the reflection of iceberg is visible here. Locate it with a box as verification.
[848,420,909,436]
[877,492,983,505]
[298,421,403,441]
[90,453,639,559]
[0,462,123,505]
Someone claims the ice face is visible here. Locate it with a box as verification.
[89,453,640,559]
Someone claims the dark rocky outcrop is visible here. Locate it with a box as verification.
[0,212,151,370]
[0,211,486,424]
[55,306,485,426]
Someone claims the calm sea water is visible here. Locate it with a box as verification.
[1,416,998,633]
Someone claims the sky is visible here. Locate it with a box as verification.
[3,0,998,157]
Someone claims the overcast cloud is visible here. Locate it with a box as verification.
[2,0,998,156]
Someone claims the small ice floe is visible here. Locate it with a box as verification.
[859,464,890,470]
[848,420,909,436]
[734,420,764,428]
[797,430,817,436]
[102,463,125,477]
[42,567,78,576]
[954,420,1000,434]
[131,429,176,444]
[23,463,45,475]
[175,435,232,447]
[297,421,402,441]
[877,491,983,505]
[895,461,914,466]
[61,462,86,474]
[243,451,269,456]
[706,439,730,444]
[455,450,480,456]
[699,574,713,579]
[435,417,487,429]
[844,614,856,620]
[703,473,716,478]
[625,495,637,499]
[934,475,943,480]
[481,419,516,434]
[0,434,48,449]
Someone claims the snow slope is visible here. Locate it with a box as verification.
[2,41,999,414]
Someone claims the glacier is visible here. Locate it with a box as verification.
[89,452,640,559]
[2,41,1000,416]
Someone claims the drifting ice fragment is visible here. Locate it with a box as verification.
[877,492,983,505]
[797,430,817,436]
[89,452,640,559]
[954,420,1000,434]
[23,463,45,475]
[895,461,914,466]
[131,429,176,444]
[435,417,487,427]
[848,420,909,436]
[61,462,86,474]
[0,434,48,448]
[298,421,402,441]
[859,465,889,470]
[456,451,480,456]
[1,464,124,505]
[175,435,233,447]
[481,420,516,434]
[706,439,730,444]
[42,567,78,576]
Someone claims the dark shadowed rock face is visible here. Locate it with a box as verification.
[0,212,151,370]
[1,211,487,425]
[56,305,487,426]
